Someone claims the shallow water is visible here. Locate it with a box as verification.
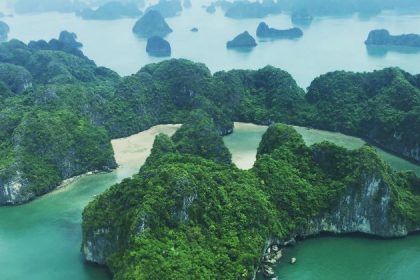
[1,1,420,278]
[0,125,179,280]
[0,123,419,280]
[276,235,420,280]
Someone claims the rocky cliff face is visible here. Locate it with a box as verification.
[226,31,257,49]
[365,29,420,48]
[302,173,409,238]
[0,170,32,205]
[132,10,173,38]
[256,22,303,39]
[146,36,171,57]
[82,228,115,265]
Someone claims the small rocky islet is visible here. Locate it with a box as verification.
[132,10,173,38]
[77,1,142,20]
[365,29,420,48]
[146,36,171,57]
[226,31,257,49]
[291,9,314,26]
[256,22,303,39]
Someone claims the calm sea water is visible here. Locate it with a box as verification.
[0,123,419,280]
[2,0,420,88]
[225,123,420,280]
[1,2,420,279]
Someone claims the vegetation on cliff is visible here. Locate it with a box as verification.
[0,35,419,205]
[82,122,420,279]
[365,29,420,48]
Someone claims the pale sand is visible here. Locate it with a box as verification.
[50,124,181,195]
[111,124,181,169]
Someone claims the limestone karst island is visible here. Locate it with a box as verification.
[0,1,419,280]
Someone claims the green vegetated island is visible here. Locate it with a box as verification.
[0,31,419,278]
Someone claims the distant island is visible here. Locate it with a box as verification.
[226,31,257,49]
[183,0,192,9]
[365,29,420,48]
[28,30,87,59]
[206,4,216,14]
[132,10,173,38]
[224,1,281,19]
[146,36,171,57]
[256,22,303,39]
[77,2,142,20]
[291,9,313,26]
[145,0,183,18]
[0,21,10,42]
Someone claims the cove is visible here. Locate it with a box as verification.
[0,125,180,280]
[224,123,420,175]
[0,123,419,280]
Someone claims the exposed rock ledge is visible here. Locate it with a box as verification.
[257,171,420,279]
[301,173,409,238]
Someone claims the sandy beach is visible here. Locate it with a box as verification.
[111,124,181,170]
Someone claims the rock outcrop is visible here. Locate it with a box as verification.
[0,63,32,94]
[365,29,420,48]
[146,36,171,57]
[224,1,281,19]
[81,122,420,279]
[132,10,173,38]
[206,4,216,14]
[145,0,183,18]
[82,228,115,265]
[226,31,257,49]
[291,9,313,26]
[303,174,408,237]
[77,2,142,20]
[0,21,10,42]
[256,22,303,39]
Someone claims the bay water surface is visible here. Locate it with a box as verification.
[1,1,420,278]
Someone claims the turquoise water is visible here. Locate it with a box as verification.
[0,1,420,278]
[0,126,179,280]
[0,172,120,280]
[277,235,420,280]
[226,123,420,280]
[0,123,419,280]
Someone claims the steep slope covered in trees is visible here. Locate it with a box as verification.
[82,121,420,279]
[0,34,419,204]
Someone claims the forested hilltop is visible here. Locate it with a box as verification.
[82,115,420,279]
[0,35,419,205]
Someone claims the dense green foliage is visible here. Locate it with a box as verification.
[0,35,419,205]
[171,111,232,164]
[82,123,420,279]
[305,68,420,161]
